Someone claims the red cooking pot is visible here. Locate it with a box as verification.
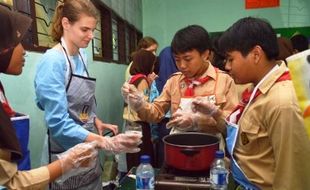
[163,132,219,171]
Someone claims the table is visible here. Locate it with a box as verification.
[115,167,237,190]
[115,167,159,190]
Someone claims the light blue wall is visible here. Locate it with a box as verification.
[142,0,310,51]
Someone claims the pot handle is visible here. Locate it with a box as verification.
[180,148,200,157]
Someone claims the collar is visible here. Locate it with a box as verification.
[180,62,217,82]
[257,61,288,95]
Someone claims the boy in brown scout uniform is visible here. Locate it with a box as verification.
[121,25,238,135]
[192,17,310,189]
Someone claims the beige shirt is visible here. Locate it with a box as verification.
[236,83,253,100]
[137,64,238,129]
[123,78,150,122]
[235,63,310,189]
[0,149,50,190]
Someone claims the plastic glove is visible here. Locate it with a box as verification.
[167,105,218,132]
[121,82,145,111]
[191,97,221,117]
[192,97,226,133]
[192,111,218,132]
[56,141,98,183]
[98,133,142,154]
[121,82,130,104]
[166,108,197,131]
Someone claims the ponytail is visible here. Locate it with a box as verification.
[51,3,64,42]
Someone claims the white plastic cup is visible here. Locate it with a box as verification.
[125,121,143,137]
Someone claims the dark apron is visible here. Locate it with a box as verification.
[48,41,102,190]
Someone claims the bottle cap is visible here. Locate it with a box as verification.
[140,155,150,164]
[215,150,224,158]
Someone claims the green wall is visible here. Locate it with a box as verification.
[142,0,310,51]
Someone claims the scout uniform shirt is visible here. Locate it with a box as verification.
[137,63,238,131]
[0,149,49,189]
[0,105,49,189]
[234,62,310,189]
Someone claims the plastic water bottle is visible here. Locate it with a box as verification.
[136,155,155,190]
[210,150,228,190]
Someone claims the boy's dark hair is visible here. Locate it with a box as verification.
[219,17,279,60]
[211,34,227,71]
[171,25,211,54]
[290,34,309,52]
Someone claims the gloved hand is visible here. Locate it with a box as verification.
[121,82,145,111]
[191,97,225,133]
[56,141,98,183]
[166,108,197,131]
[98,133,142,154]
[191,97,221,117]
[167,101,219,132]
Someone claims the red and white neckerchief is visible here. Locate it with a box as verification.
[228,69,291,124]
[184,76,210,97]
[129,74,147,85]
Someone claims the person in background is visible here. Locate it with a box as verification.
[34,0,141,189]
[151,46,178,167]
[122,25,238,148]
[276,36,294,65]
[118,49,157,177]
[148,57,160,145]
[192,17,310,190]
[209,35,227,71]
[117,36,158,181]
[0,5,99,189]
[290,33,309,53]
[155,46,178,93]
[125,36,158,81]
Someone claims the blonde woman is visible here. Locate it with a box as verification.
[34,0,141,189]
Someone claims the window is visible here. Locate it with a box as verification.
[33,0,59,48]
[92,1,112,62]
[0,0,13,7]
[92,1,142,64]
[111,15,119,62]
[118,19,125,63]
[125,25,130,63]
[93,13,103,58]
[5,0,142,64]
[9,0,61,51]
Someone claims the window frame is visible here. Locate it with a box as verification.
[6,0,143,65]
